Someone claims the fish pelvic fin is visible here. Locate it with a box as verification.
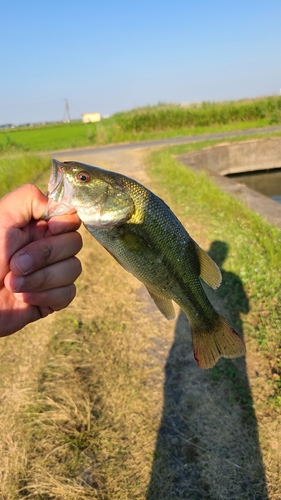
[146,287,176,320]
[191,315,246,370]
[194,242,222,289]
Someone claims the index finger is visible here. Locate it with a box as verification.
[10,231,83,276]
[47,212,82,235]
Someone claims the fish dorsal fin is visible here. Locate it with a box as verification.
[194,242,222,289]
[146,287,176,320]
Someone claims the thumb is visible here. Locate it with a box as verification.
[0,184,47,228]
[0,185,48,281]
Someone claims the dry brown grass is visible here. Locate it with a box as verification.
[3,229,171,499]
[0,312,58,499]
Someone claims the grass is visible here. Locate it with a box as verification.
[113,96,281,132]
[0,225,168,500]
[0,124,281,498]
[0,121,98,154]
[0,155,50,198]
[5,213,276,499]
[19,314,155,499]
[1,123,281,202]
[1,133,280,388]
[1,95,281,154]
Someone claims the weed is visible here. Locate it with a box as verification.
[114,96,281,133]
[0,135,28,154]
[0,155,50,197]
[1,96,281,155]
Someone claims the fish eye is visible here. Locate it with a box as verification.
[77,171,91,182]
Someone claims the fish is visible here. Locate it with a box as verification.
[43,158,246,369]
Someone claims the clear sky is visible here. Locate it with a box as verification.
[1,0,280,125]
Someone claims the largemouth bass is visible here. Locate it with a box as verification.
[43,159,245,369]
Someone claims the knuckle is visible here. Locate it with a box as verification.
[40,267,51,288]
[73,257,82,278]
[68,284,76,303]
[41,243,53,263]
[75,232,83,252]
[54,284,76,311]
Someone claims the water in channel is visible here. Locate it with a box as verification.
[226,167,281,204]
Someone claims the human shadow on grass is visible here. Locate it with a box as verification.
[146,240,268,500]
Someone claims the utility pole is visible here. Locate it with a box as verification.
[62,99,71,122]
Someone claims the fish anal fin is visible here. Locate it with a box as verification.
[191,315,246,370]
[146,287,176,320]
[195,242,222,289]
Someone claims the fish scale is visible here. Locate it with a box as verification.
[43,159,246,369]
[88,190,212,323]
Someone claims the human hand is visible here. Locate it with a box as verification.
[0,184,82,337]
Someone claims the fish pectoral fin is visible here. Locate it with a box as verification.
[194,242,222,289]
[146,287,176,320]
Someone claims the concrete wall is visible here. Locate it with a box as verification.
[182,137,281,175]
[178,137,281,229]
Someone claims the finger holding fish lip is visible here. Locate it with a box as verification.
[47,212,81,234]
[5,257,82,293]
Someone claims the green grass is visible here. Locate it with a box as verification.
[1,95,281,154]
[0,155,50,198]
[0,121,98,154]
[114,96,281,132]
[146,143,281,401]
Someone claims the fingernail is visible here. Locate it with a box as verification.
[15,253,33,274]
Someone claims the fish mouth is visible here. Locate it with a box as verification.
[47,159,64,199]
[42,159,76,220]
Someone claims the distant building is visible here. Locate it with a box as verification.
[0,123,15,129]
[81,112,101,123]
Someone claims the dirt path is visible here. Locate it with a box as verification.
[0,147,279,499]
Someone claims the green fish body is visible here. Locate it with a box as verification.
[44,159,245,369]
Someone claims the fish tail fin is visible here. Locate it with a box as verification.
[191,315,246,370]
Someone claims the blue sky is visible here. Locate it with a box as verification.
[0,0,280,125]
